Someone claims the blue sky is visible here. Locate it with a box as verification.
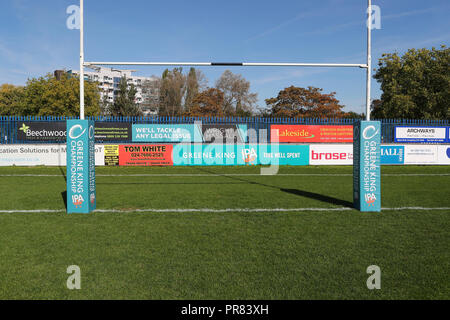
[0,0,449,113]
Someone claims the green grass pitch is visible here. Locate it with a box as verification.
[0,165,448,299]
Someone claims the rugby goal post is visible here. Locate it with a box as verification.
[67,0,381,213]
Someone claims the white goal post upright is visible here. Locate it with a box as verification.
[366,0,372,120]
[75,0,381,213]
[79,0,85,120]
[79,0,374,119]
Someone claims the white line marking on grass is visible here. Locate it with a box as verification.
[1,207,449,214]
[382,207,450,211]
[1,173,449,177]
[94,207,354,213]
[0,209,66,213]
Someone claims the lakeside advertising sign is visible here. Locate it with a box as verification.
[353,121,381,212]
[271,125,353,143]
[395,126,448,143]
[66,120,96,214]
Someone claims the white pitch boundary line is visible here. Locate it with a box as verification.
[0,207,449,214]
[0,173,449,177]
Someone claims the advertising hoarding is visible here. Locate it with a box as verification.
[17,122,66,142]
[119,145,173,166]
[404,145,438,164]
[437,145,450,164]
[381,145,404,165]
[309,144,353,165]
[17,122,133,142]
[132,124,203,143]
[395,126,448,143]
[1,143,449,166]
[132,124,247,143]
[201,124,248,143]
[172,144,309,166]
[0,144,105,166]
[271,125,353,143]
[104,145,119,166]
[95,122,132,142]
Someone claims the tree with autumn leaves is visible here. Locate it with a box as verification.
[185,88,224,117]
[264,86,347,118]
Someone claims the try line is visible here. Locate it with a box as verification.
[0,207,449,214]
[0,173,449,177]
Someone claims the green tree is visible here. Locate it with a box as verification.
[342,111,365,119]
[108,76,142,117]
[265,86,345,118]
[0,73,100,116]
[0,84,26,115]
[373,46,450,119]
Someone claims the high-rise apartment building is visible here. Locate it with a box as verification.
[66,66,160,115]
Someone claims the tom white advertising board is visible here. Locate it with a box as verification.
[0,144,105,166]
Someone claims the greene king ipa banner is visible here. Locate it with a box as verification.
[119,145,173,166]
[66,120,96,214]
[353,121,381,212]
[271,125,353,143]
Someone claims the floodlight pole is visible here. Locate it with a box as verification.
[366,0,372,121]
[80,0,85,120]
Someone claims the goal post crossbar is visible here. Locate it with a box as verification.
[84,62,368,68]
[79,0,373,120]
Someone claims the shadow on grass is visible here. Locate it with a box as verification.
[279,188,353,208]
[59,166,66,182]
[194,166,354,208]
[61,190,67,211]
[96,182,246,185]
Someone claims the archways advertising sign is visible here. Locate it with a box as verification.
[66,120,96,214]
[353,121,381,212]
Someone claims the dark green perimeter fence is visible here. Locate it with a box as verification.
[0,116,448,144]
